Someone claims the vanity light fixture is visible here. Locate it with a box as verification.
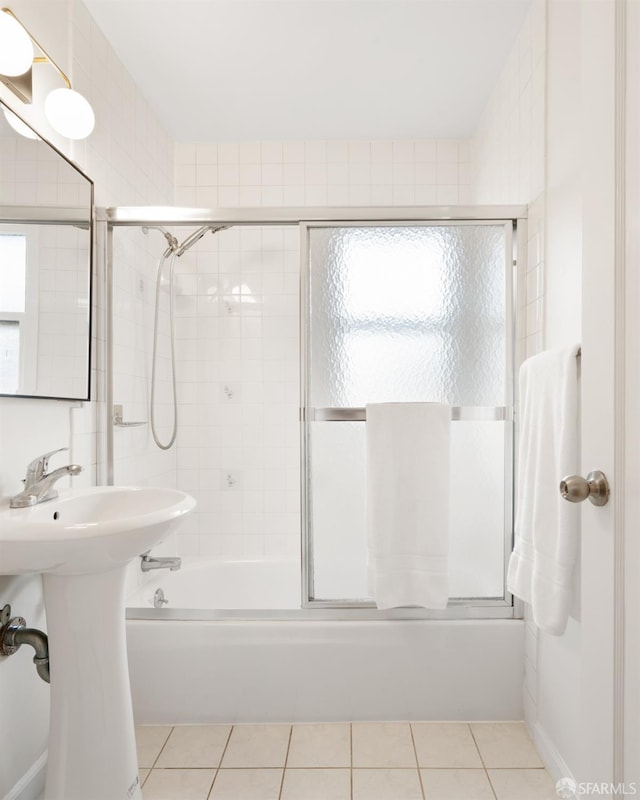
[0,7,95,140]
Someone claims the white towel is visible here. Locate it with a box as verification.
[366,402,450,610]
[507,344,581,635]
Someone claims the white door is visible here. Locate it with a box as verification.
[624,0,640,787]
[580,0,629,786]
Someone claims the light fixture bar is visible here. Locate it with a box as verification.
[2,8,72,90]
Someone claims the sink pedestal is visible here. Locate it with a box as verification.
[0,486,196,799]
[43,568,142,800]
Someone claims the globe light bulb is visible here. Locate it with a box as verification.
[0,11,34,77]
[2,107,38,140]
[44,88,95,140]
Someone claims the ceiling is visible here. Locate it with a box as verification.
[82,0,531,142]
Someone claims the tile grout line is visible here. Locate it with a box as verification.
[139,769,150,790]
[149,725,174,771]
[277,724,293,800]
[206,724,234,800]
[142,764,554,771]
[468,723,498,800]
[350,723,353,800]
[409,723,427,800]
[139,725,174,791]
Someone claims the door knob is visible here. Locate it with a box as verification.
[559,470,610,506]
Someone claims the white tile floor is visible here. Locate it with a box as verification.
[136,721,559,799]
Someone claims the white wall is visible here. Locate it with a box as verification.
[176,139,472,209]
[0,2,174,797]
[472,0,595,783]
[110,227,177,492]
[471,0,550,756]
[472,0,546,361]
[535,0,583,781]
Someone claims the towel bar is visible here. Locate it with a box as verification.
[307,406,512,422]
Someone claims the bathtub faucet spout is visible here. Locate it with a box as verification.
[140,551,182,572]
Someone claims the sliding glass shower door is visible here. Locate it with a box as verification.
[303,222,515,607]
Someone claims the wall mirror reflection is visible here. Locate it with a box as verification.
[0,101,93,400]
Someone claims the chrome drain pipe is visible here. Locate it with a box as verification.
[0,604,50,683]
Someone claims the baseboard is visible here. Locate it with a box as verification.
[533,722,575,783]
[2,752,47,800]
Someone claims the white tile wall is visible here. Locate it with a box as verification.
[0,132,89,207]
[171,225,300,558]
[69,0,174,209]
[472,0,545,365]
[111,228,177,491]
[472,0,546,207]
[173,138,472,557]
[176,139,471,209]
[470,0,546,745]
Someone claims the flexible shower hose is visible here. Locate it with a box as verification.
[150,249,178,450]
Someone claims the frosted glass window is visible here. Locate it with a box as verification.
[308,225,507,408]
[310,421,507,601]
[310,422,368,601]
[0,320,19,393]
[304,222,514,605]
[0,234,27,313]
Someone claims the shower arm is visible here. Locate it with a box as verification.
[141,225,178,252]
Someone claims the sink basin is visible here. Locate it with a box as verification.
[0,486,195,575]
[0,485,195,800]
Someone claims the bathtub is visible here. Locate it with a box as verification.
[126,557,525,724]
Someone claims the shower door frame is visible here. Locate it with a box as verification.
[301,218,521,612]
[100,204,526,621]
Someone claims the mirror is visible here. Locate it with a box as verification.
[0,101,93,400]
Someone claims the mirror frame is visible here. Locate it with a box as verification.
[0,101,94,401]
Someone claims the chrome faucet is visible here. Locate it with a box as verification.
[10,448,84,508]
[140,551,182,572]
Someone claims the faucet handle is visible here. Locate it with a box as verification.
[26,448,68,481]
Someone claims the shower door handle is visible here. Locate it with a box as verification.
[559,470,610,506]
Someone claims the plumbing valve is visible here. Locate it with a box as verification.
[0,604,50,683]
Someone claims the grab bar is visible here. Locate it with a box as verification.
[307,406,512,422]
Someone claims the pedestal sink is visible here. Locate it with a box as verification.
[0,486,196,800]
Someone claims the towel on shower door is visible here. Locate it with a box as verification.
[506,344,581,636]
[366,402,451,610]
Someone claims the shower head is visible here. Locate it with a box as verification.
[174,224,230,257]
[142,225,179,252]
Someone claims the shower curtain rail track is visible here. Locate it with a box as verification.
[99,205,529,227]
